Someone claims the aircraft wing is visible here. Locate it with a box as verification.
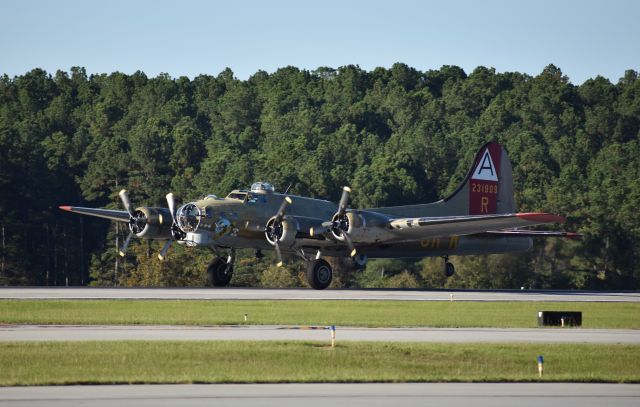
[59,206,130,222]
[388,213,565,239]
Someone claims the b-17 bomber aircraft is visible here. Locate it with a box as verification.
[59,142,578,289]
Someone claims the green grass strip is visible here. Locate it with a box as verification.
[1,341,638,386]
[0,300,638,328]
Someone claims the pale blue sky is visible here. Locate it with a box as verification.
[1,0,638,84]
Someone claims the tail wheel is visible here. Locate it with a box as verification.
[207,257,233,287]
[445,261,455,277]
[306,259,333,290]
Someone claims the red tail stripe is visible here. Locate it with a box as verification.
[59,206,73,212]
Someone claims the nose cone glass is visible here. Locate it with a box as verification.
[176,203,201,233]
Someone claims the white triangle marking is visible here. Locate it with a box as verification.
[472,149,498,181]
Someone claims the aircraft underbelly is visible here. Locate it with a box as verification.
[361,236,533,259]
[215,235,274,250]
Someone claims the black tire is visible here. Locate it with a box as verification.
[306,259,333,290]
[445,261,455,277]
[207,257,233,287]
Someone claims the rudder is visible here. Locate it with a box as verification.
[443,141,515,215]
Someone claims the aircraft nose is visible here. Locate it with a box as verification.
[176,203,202,233]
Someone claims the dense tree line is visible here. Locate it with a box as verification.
[0,64,638,289]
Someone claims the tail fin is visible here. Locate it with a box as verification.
[367,141,515,218]
[443,141,515,215]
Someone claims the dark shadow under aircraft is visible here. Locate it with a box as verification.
[60,142,578,289]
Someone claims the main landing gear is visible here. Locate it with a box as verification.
[306,259,333,290]
[443,256,455,277]
[205,249,335,289]
[207,251,235,287]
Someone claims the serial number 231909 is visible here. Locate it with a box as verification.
[471,182,498,194]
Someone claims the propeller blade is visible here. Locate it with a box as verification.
[274,196,293,223]
[337,186,351,216]
[275,243,284,267]
[158,240,172,261]
[342,231,357,257]
[119,189,135,218]
[118,232,134,257]
[166,193,176,223]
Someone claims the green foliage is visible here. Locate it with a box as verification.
[383,271,421,288]
[353,259,421,288]
[1,64,639,289]
[117,244,208,287]
[259,264,299,288]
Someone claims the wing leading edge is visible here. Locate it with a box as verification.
[59,206,130,222]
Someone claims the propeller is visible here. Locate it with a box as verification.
[331,186,357,257]
[116,189,186,260]
[118,232,134,257]
[119,189,136,218]
[275,196,292,224]
[265,196,293,267]
[338,186,351,218]
[166,193,177,225]
[158,192,183,261]
[274,241,284,268]
[118,189,147,257]
[310,187,351,237]
[341,227,357,258]
[158,239,173,261]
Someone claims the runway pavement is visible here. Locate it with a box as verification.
[0,383,638,407]
[2,287,639,301]
[2,324,639,343]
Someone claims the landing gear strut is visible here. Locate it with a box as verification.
[306,259,333,290]
[443,256,455,277]
[207,252,234,287]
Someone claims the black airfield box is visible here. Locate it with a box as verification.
[538,311,582,327]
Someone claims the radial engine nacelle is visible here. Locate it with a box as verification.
[265,215,327,248]
[128,207,173,239]
[331,210,392,244]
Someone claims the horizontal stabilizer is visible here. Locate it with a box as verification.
[388,212,565,239]
[59,206,130,222]
[480,230,582,239]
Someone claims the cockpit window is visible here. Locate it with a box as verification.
[226,192,248,201]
